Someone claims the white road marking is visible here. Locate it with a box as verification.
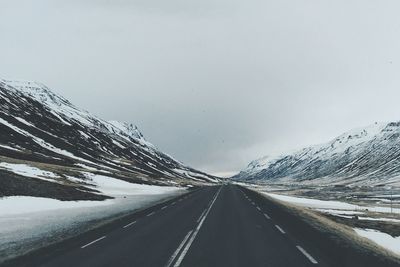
[147,212,155,217]
[264,213,271,219]
[123,221,136,228]
[173,187,222,267]
[161,206,168,210]
[197,209,207,223]
[81,236,106,249]
[172,202,176,205]
[296,246,318,264]
[165,230,193,267]
[275,225,286,234]
[256,207,261,211]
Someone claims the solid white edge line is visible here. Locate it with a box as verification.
[264,213,271,219]
[275,225,286,234]
[296,246,318,264]
[81,236,106,249]
[162,206,168,210]
[147,212,155,217]
[123,221,136,228]
[173,187,222,267]
[165,230,193,267]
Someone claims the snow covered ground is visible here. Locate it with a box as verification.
[0,184,186,262]
[0,196,112,216]
[354,228,400,255]
[264,192,400,214]
[0,162,59,182]
[260,191,400,256]
[80,172,181,196]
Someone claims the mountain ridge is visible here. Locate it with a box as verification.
[233,122,400,187]
[0,78,218,200]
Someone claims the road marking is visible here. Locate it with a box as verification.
[123,221,136,228]
[275,225,286,234]
[172,187,222,267]
[81,236,106,249]
[256,206,261,211]
[264,213,271,219]
[172,202,176,205]
[296,246,318,264]
[147,212,155,217]
[161,206,168,210]
[197,209,207,223]
[165,230,193,267]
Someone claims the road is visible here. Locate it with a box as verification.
[3,185,399,267]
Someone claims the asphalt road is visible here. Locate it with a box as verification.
[3,185,399,267]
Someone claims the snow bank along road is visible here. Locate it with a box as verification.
[2,185,399,267]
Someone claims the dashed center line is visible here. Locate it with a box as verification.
[81,187,319,267]
[275,225,286,234]
[81,236,106,249]
[297,246,318,264]
[123,221,136,228]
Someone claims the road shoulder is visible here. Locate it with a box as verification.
[241,186,400,267]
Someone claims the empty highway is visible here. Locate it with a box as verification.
[3,185,399,267]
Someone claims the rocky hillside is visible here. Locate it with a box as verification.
[0,79,218,200]
[234,122,400,187]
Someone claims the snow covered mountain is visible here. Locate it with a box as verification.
[233,122,400,187]
[0,79,218,200]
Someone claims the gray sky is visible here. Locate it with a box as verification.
[2,0,400,176]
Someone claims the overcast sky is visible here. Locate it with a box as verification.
[1,0,400,176]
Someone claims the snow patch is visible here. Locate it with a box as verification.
[264,192,400,214]
[0,144,20,152]
[81,172,182,196]
[0,162,58,182]
[265,193,357,210]
[354,228,400,255]
[0,196,112,216]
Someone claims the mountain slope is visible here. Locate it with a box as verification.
[234,122,400,187]
[0,79,218,200]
